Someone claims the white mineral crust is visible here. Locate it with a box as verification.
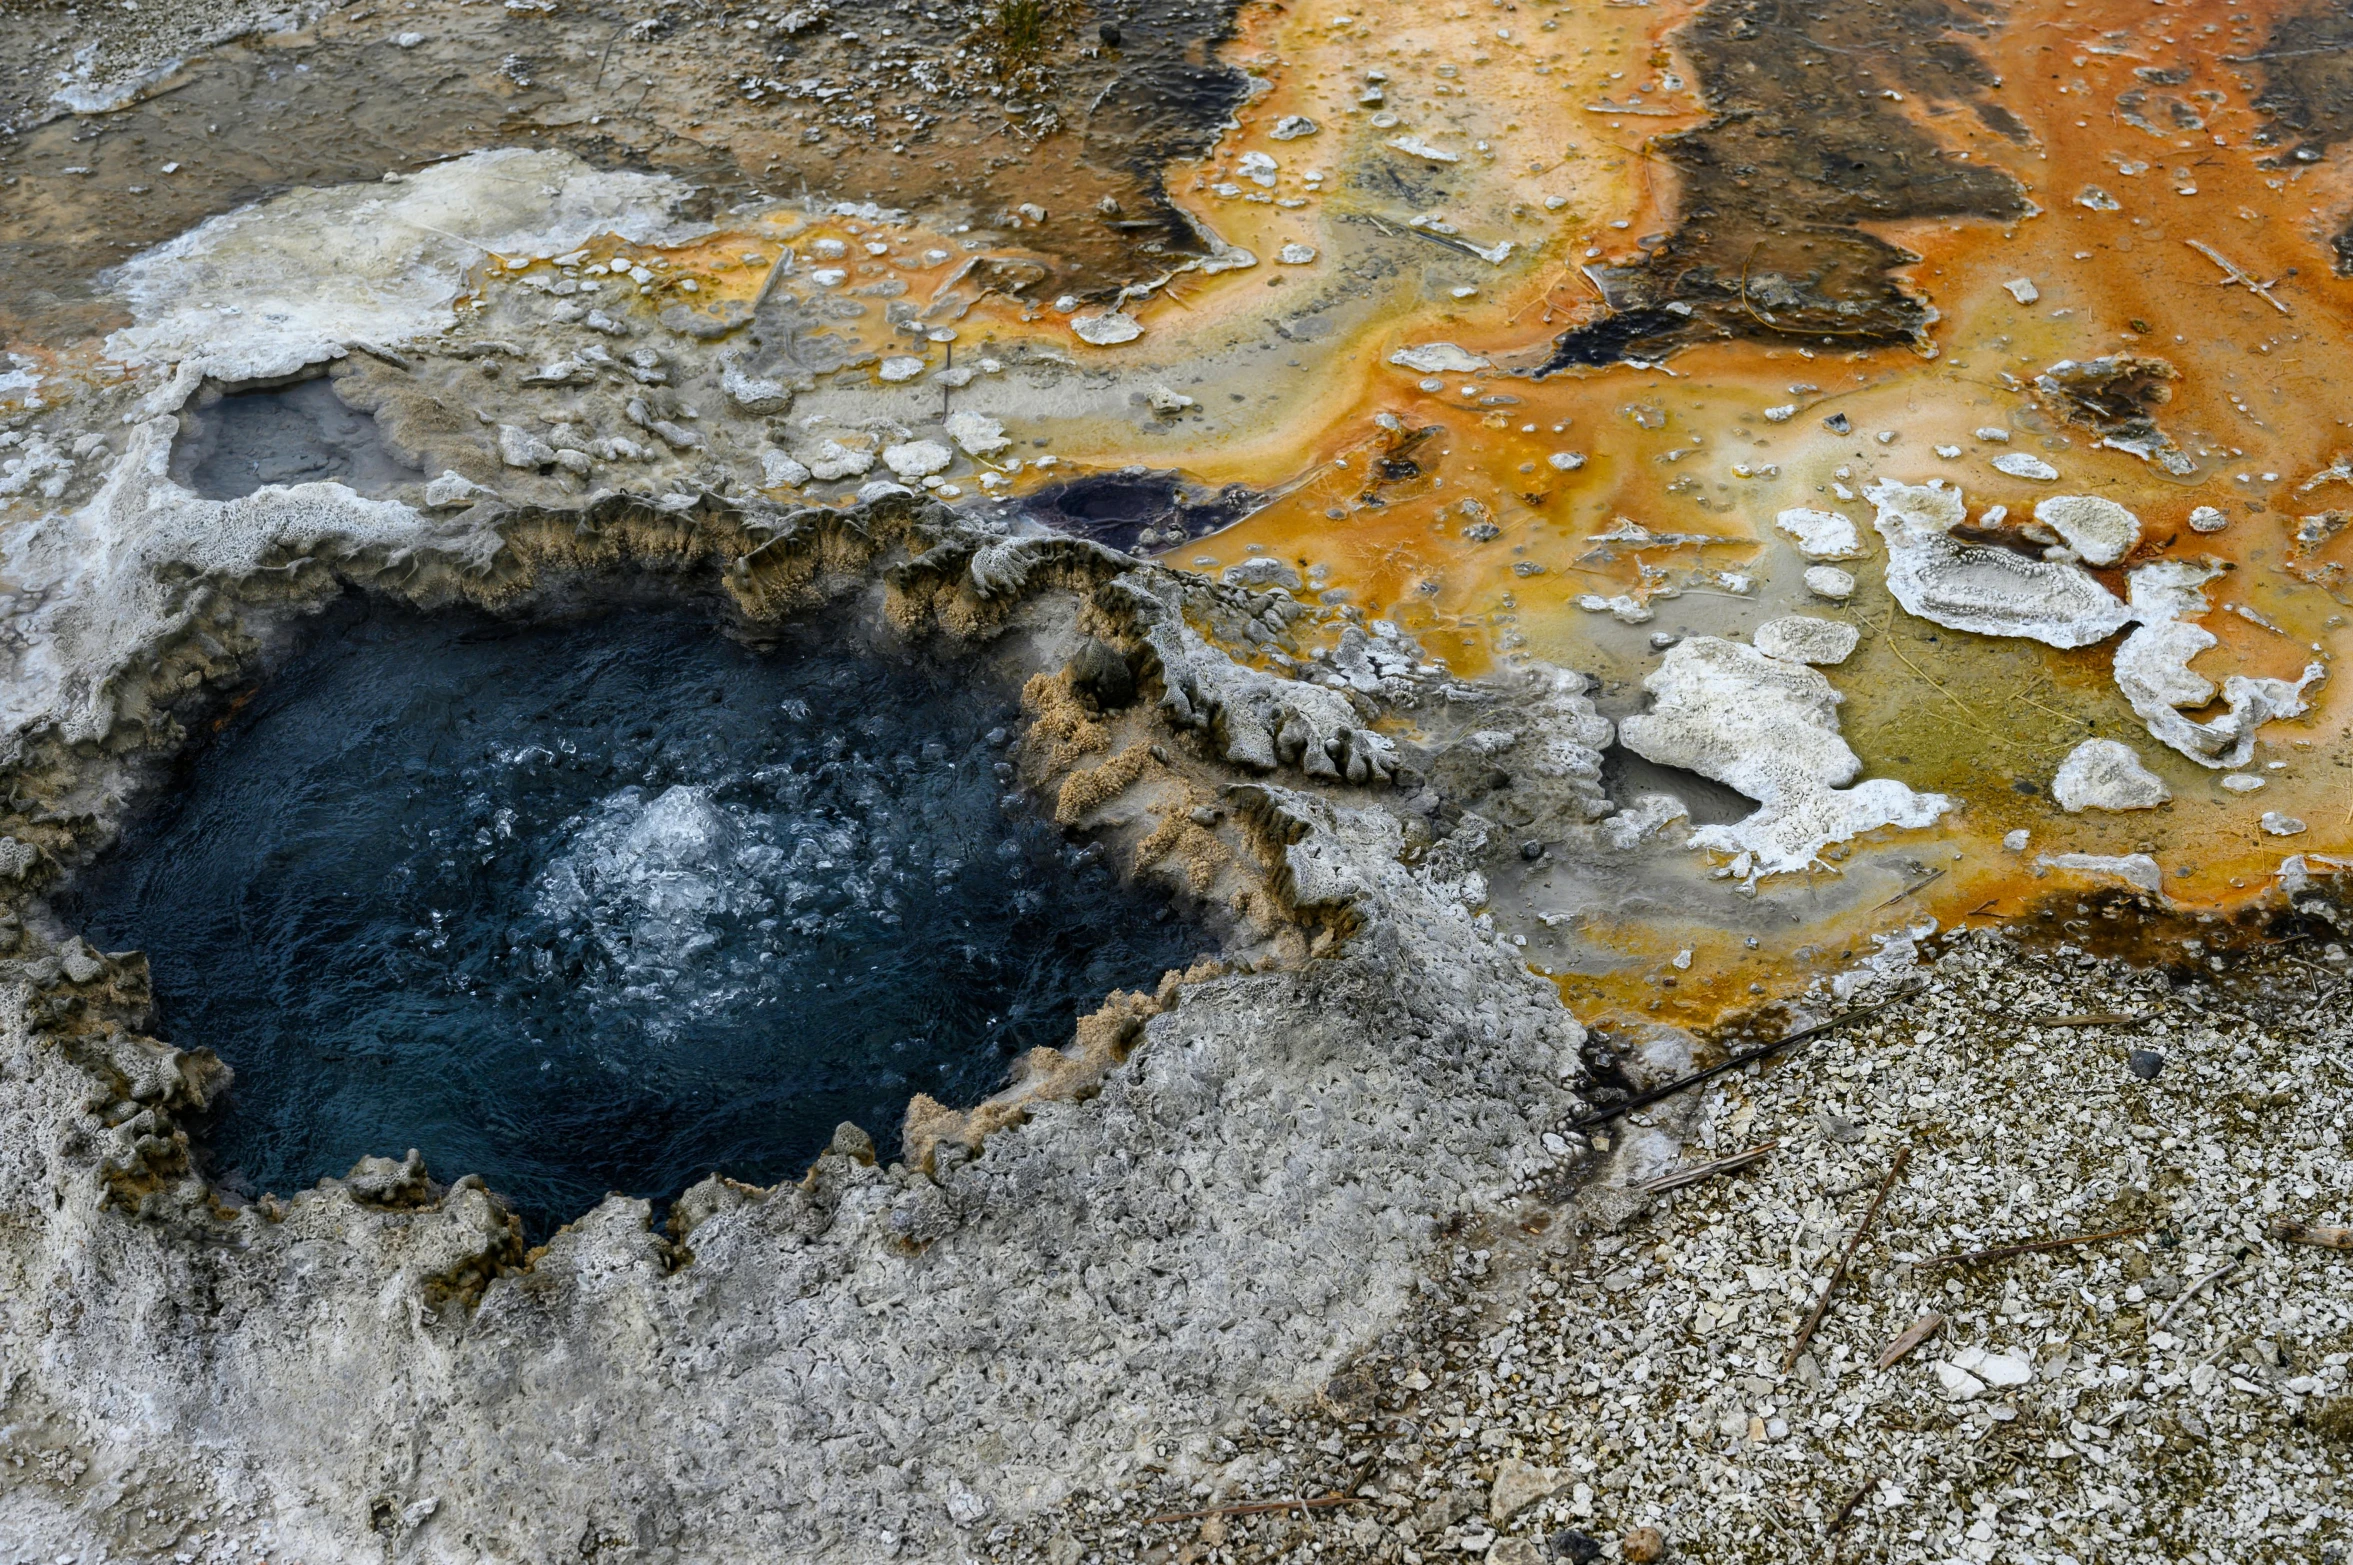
[1617,637,1950,878]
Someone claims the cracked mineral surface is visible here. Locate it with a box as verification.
[1,0,2350,1558]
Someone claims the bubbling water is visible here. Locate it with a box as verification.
[65,597,1209,1237]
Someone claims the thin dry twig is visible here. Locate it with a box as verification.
[1875,867,1946,909]
[2185,238,2290,314]
[2271,1218,2353,1250]
[1925,1224,2146,1268]
[1143,1496,1362,1525]
[1634,1141,1779,1195]
[2155,1254,2243,1329]
[2034,1012,2142,1027]
[1826,1477,1875,1537]
[1569,1002,1899,1131]
[1785,1146,1910,1372]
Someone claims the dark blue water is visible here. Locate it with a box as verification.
[66,597,1205,1236]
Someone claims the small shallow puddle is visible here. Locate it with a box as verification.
[168,378,424,501]
[63,598,1208,1236]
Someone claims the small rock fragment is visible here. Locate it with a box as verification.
[1976,1352,2034,1388]
[1621,1526,1668,1563]
[2002,828,2030,851]
[2034,495,2142,565]
[1271,115,1321,139]
[423,470,490,508]
[1146,386,1196,415]
[2221,773,2265,793]
[2004,277,2040,304]
[2129,1049,2165,1079]
[1935,1361,1988,1401]
[2052,739,2171,812]
[1992,452,2060,480]
[882,440,954,479]
[806,439,875,481]
[1774,506,1862,559]
[760,450,811,489]
[942,410,1010,458]
[1385,134,1460,162]
[1803,566,1856,601]
[1549,1531,1604,1563]
[2261,811,2308,836]
[1755,616,1860,665]
[1548,451,1587,471]
[497,424,556,468]
[2188,504,2229,534]
[1237,150,1278,187]
[1489,1459,1562,1523]
[1277,242,1318,264]
[1071,313,1143,346]
[1389,342,1489,373]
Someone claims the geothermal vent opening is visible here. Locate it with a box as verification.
[62,595,1211,1238]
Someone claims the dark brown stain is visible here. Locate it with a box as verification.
[1537,0,2030,372]
[2242,0,2353,272]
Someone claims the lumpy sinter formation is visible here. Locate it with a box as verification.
[67,601,1207,1236]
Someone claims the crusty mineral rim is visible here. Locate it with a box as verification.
[5,488,1380,1256]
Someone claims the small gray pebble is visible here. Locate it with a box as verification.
[2128,1049,2164,1080]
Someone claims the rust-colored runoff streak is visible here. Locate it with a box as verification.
[1783,1145,1911,1375]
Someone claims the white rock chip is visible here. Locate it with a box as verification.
[1866,478,2131,648]
[2262,811,2308,836]
[1974,1350,2035,1388]
[2033,495,2141,565]
[2188,504,2229,534]
[1803,566,1856,601]
[422,470,490,508]
[1488,1459,1562,1523]
[1991,452,2060,481]
[805,439,874,481]
[1388,342,1489,374]
[1237,151,1279,187]
[1277,243,1318,264]
[1385,134,1461,162]
[2036,851,2164,896]
[1547,451,1587,472]
[942,410,1010,458]
[2003,277,2040,304]
[1071,313,1143,346]
[1597,794,1689,851]
[498,424,556,468]
[2221,773,2265,793]
[1270,115,1321,139]
[759,450,811,489]
[1617,637,1950,878]
[1147,387,1196,415]
[1774,506,1862,560]
[882,440,953,479]
[2003,828,2031,851]
[2052,738,2170,812]
[1754,616,1859,665]
[877,356,926,383]
[1935,1361,1988,1401]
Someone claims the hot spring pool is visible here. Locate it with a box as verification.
[64,597,1208,1236]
